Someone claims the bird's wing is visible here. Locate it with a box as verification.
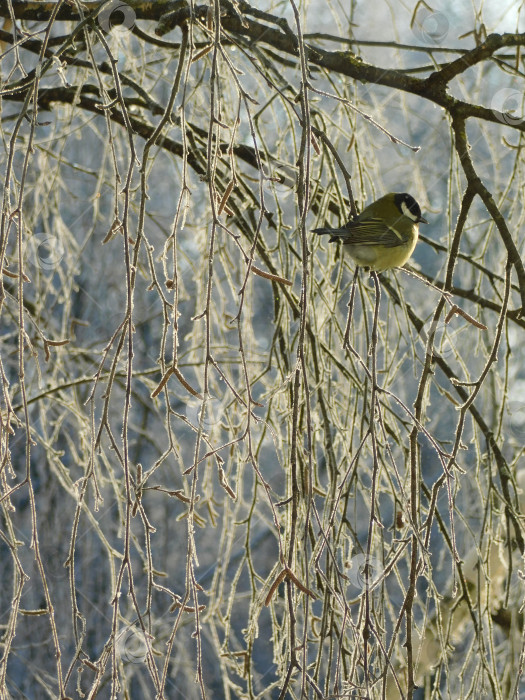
[333,218,411,248]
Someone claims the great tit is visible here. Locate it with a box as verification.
[313,192,427,271]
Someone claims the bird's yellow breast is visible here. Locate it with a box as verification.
[344,225,418,271]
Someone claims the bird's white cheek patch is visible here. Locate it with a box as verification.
[400,201,418,222]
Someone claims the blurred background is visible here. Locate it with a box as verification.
[1,0,525,697]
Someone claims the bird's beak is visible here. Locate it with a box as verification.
[419,216,429,224]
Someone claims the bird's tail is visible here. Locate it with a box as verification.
[313,227,348,243]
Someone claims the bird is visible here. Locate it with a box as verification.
[313,192,428,271]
